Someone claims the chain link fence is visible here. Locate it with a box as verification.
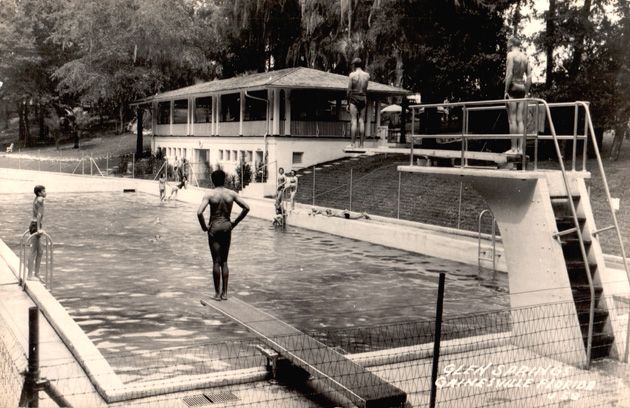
[2,295,629,407]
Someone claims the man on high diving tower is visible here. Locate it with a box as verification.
[197,170,250,301]
[504,36,532,154]
[348,57,370,148]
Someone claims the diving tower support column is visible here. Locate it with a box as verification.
[398,166,628,367]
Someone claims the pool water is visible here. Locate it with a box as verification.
[0,192,508,380]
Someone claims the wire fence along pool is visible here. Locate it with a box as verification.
[2,295,629,407]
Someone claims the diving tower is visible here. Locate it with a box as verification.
[370,98,629,368]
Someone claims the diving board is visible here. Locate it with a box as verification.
[200,297,407,408]
[344,146,522,164]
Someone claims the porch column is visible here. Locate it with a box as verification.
[211,96,216,136]
[169,100,173,136]
[216,95,221,136]
[267,89,273,135]
[273,89,280,135]
[376,99,381,128]
[284,89,291,135]
[239,91,244,136]
[187,98,192,136]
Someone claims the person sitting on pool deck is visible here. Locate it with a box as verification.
[158,173,167,201]
[504,36,532,154]
[28,185,46,280]
[197,170,250,301]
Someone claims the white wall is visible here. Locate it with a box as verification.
[269,137,379,173]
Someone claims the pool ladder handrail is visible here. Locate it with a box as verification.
[477,210,498,279]
[18,230,54,292]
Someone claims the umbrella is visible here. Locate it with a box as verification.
[380,104,401,113]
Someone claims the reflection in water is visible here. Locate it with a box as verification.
[0,192,508,380]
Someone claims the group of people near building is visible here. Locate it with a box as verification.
[274,167,298,218]
[158,158,189,201]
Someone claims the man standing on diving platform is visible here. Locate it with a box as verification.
[197,170,250,301]
[348,57,370,148]
[504,36,532,154]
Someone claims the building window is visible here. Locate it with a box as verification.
[247,150,253,162]
[226,150,231,161]
[244,90,267,121]
[292,152,304,164]
[195,97,212,123]
[173,99,188,124]
[233,150,238,161]
[158,102,170,124]
[220,93,240,122]
[219,150,224,160]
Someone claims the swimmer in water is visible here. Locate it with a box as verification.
[158,173,167,201]
[168,176,187,200]
[504,36,532,154]
[197,170,250,301]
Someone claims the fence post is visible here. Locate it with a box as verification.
[132,153,135,178]
[19,307,40,407]
[457,181,463,230]
[397,172,401,219]
[106,154,109,176]
[81,157,84,175]
[429,273,446,408]
[90,155,93,176]
[349,168,353,212]
[312,165,316,207]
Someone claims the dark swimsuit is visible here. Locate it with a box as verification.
[349,92,367,111]
[508,83,526,99]
[208,195,232,261]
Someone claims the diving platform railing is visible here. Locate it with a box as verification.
[401,98,630,366]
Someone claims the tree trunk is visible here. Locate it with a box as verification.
[610,124,626,160]
[119,105,124,134]
[545,0,556,88]
[136,107,143,158]
[17,102,25,147]
[394,48,404,88]
[38,102,46,140]
[569,0,592,77]
[512,0,521,36]
[3,100,8,130]
[24,102,31,146]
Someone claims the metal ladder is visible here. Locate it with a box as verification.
[477,209,498,279]
[18,230,54,292]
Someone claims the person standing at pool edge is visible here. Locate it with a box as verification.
[28,185,46,280]
[197,170,250,301]
[158,172,167,201]
[348,57,370,148]
[504,36,532,154]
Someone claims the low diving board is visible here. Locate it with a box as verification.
[345,146,522,164]
[200,297,407,408]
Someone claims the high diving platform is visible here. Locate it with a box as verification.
[200,297,407,408]
[383,98,630,369]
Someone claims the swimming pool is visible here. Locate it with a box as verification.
[0,191,508,381]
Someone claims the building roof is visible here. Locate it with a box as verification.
[134,67,410,103]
